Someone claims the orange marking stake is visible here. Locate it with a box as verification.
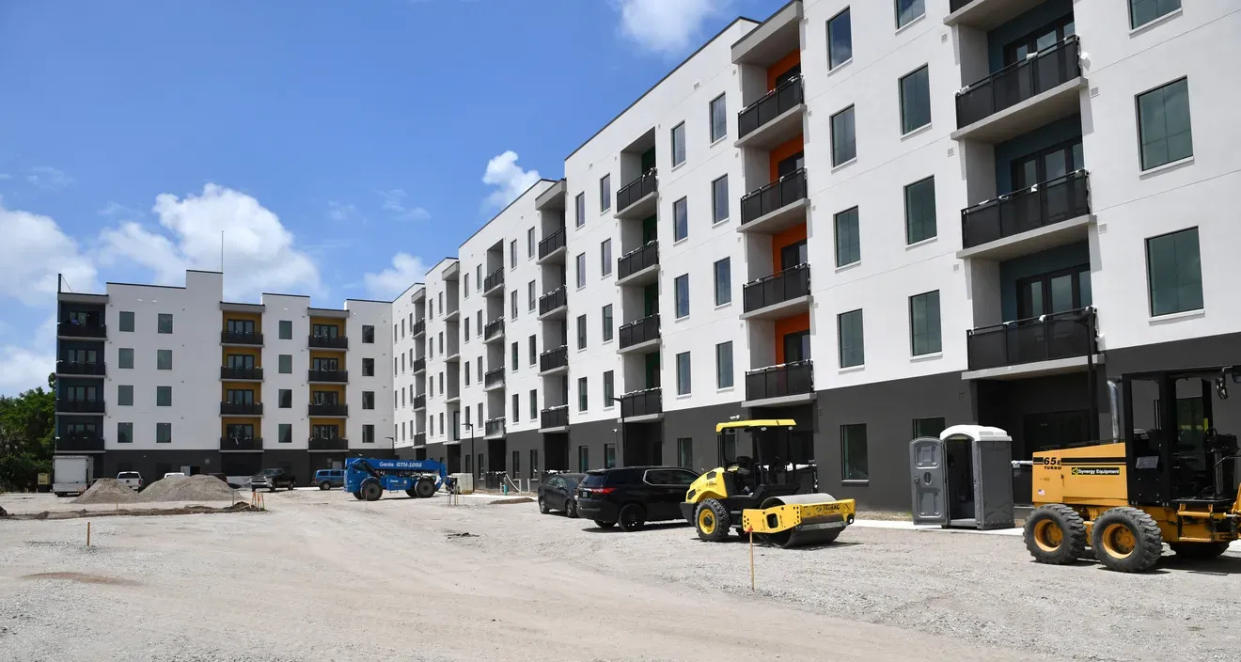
[747,525,755,592]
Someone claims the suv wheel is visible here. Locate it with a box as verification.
[319,482,331,491]
[538,496,549,514]
[565,499,578,519]
[618,504,646,532]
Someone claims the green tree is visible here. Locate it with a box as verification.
[0,386,55,491]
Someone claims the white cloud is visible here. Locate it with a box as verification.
[0,345,54,395]
[98,201,142,219]
[0,173,11,180]
[362,252,428,300]
[0,201,98,305]
[376,189,429,222]
[327,201,362,223]
[25,165,74,191]
[615,0,725,55]
[98,183,322,300]
[482,150,540,209]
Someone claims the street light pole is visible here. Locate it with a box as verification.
[462,422,476,484]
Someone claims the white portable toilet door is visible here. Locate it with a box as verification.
[910,437,948,525]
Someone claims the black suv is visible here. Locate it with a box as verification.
[575,466,698,531]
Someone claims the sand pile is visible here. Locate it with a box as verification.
[136,474,236,502]
[74,478,140,504]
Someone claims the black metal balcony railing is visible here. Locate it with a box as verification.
[540,345,569,372]
[485,417,506,437]
[616,169,658,212]
[57,361,105,376]
[57,322,106,338]
[308,403,348,417]
[220,436,262,451]
[957,36,1081,129]
[967,307,1096,371]
[220,402,263,416]
[620,388,663,418]
[221,366,263,380]
[740,167,808,225]
[220,330,263,345]
[413,394,426,409]
[962,170,1091,249]
[738,75,804,138]
[619,314,660,350]
[413,358,426,372]
[538,226,567,259]
[617,240,659,281]
[484,368,505,389]
[56,434,104,452]
[56,399,105,413]
[308,369,348,383]
[309,437,348,451]
[412,320,425,336]
[743,264,811,313]
[483,268,504,293]
[538,286,567,316]
[484,318,505,340]
[540,405,569,429]
[745,360,814,402]
[309,334,348,349]
[414,432,426,446]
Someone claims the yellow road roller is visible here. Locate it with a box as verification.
[680,419,855,547]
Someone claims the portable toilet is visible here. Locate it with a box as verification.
[910,425,1014,530]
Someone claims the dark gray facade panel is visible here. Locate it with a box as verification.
[663,401,745,472]
[506,430,542,479]
[103,450,228,486]
[1104,331,1241,377]
[568,418,616,471]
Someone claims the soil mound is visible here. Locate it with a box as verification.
[136,474,236,502]
[73,478,140,504]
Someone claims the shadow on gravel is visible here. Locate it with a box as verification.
[581,522,691,534]
[1160,556,1241,576]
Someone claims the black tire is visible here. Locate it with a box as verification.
[1091,507,1163,573]
[1170,541,1230,560]
[595,520,616,529]
[269,485,276,493]
[618,504,645,532]
[351,491,363,500]
[415,479,435,498]
[1022,504,1087,565]
[361,480,383,502]
[405,489,418,498]
[565,499,578,519]
[538,496,550,514]
[319,482,331,491]
[694,499,731,542]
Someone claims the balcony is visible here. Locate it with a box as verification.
[485,417,506,439]
[413,358,426,373]
[309,334,348,350]
[309,437,348,451]
[484,368,505,391]
[308,403,348,417]
[744,360,814,406]
[739,168,807,233]
[220,402,263,416]
[945,0,1049,30]
[616,241,659,286]
[965,308,1097,378]
[538,226,567,262]
[618,314,660,353]
[57,322,106,339]
[220,366,263,381]
[615,169,658,220]
[737,75,805,149]
[620,388,662,420]
[56,399,104,413]
[413,394,426,410]
[539,345,569,375]
[56,434,104,453]
[484,318,505,343]
[538,286,568,319]
[959,170,1091,260]
[954,37,1083,143]
[414,432,426,446]
[220,330,263,346]
[540,405,569,431]
[220,436,262,452]
[741,264,811,319]
[56,361,105,377]
[483,268,504,296]
[308,369,348,383]
[412,320,425,336]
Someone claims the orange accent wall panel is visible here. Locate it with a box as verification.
[765,50,801,91]
[771,222,807,271]
[773,313,810,364]
[768,135,805,182]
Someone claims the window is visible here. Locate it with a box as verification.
[511,341,519,371]
[1146,227,1202,316]
[477,358,483,382]
[713,258,731,306]
[117,422,132,444]
[157,313,173,334]
[510,290,518,318]
[156,422,172,444]
[716,341,733,389]
[674,274,689,318]
[828,7,852,69]
[279,354,292,373]
[601,304,613,342]
[362,358,374,377]
[831,105,856,165]
[708,176,730,224]
[529,389,537,420]
[464,318,470,342]
[904,176,937,244]
[463,274,470,298]
[673,197,688,241]
[676,351,691,395]
[1137,78,1192,170]
[510,239,517,268]
[1130,0,1181,29]
[156,349,172,370]
[603,370,614,406]
[362,325,374,343]
[527,227,535,258]
[838,309,865,368]
[895,0,924,29]
[671,122,686,166]
[600,239,612,277]
[528,335,537,365]
[117,384,133,406]
[278,423,291,444]
[709,94,727,142]
[527,281,536,311]
[156,386,171,407]
[576,314,587,350]
[600,174,611,211]
[119,311,134,332]
[833,207,861,267]
[841,424,868,481]
[362,424,374,444]
[578,445,589,472]
[575,192,586,227]
[899,66,931,134]
[362,391,374,410]
[464,361,470,385]
[575,253,586,288]
[118,348,133,369]
[279,389,292,408]
[512,394,520,422]
[279,320,292,339]
[604,443,616,469]
[578,377,588,411]
[913,417,946,438]
[909,290,942,356]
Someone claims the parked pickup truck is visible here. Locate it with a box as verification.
[250,468,296,491]
[116,471,143,491]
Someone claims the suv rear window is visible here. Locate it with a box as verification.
[579,473,606,489]
[645,469,696,486]
[604,469,644,485]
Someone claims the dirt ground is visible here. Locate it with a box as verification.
[1,489,1238,661]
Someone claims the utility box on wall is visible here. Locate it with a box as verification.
[910,425,1014,530]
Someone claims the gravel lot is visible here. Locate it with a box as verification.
[1,489,1238,661]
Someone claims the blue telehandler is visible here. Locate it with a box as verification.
[344,456,447,501]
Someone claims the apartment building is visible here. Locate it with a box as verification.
[54,270,395,482]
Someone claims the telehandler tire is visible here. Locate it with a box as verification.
[1091,507,1162,572]
[361,480,383,502]
[1170,541,1230,560]
[415,479,436,498]
[694,499,731,542]
[1023,504,1086,565]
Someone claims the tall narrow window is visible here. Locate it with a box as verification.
[676,352,691,395]
[156,349,172,370]
[709,94,727,142]
[603,371,614,405]
[674,274,690,318]
[899,65,931,134]
[578,377,588,411]
[600,239,612,277]
[834,207,860,266]
[715,341,733,389]
[118,347,133,369]
[1130,0,1181,30]
[511,341,519,371]
[909,290,942,356]
[601,304,613,342]
[600,174,611,212]
[529,389,538,420]
[711,175,728,223]
[575,192,585,227]
[1137,78,1192,170]
[673,197,688,241]
[1145,227,1202,316]
[510,290,518,318]
[838,309,865,368]
[831,105,856,165]
[904,176,937,244]
[671,122,686,166]
[895,0,924,29]
[713,258,731,306]
[528,335,537,365]
[527,227,535,258]
[156,422,172,444]
[828,7,852,69]
[576,253,586,288]
[576,314,587,349]
[841,424,868,481]
[512,394,519,422]
[527,280,535,311]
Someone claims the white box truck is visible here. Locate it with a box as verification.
[52,455,94,496]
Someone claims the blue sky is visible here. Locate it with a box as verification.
[0,0,780,394]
